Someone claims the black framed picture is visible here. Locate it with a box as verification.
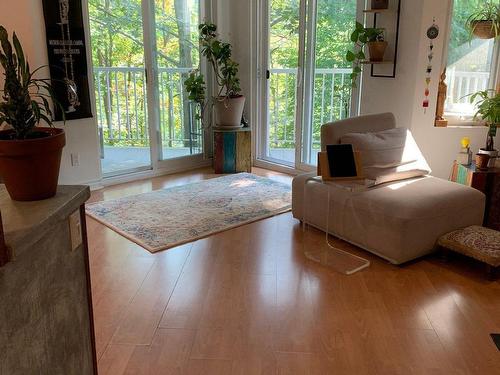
[42,0,92,121]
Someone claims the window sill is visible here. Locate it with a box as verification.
[444,125,488,129]
[438,115,487,129]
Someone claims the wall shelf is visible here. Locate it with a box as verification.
[363,9,392,14]
[364,0,402,78]
[361,60,393,65]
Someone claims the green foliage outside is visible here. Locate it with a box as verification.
[87,0,489,154]
[88,0,201,149]
[268,0,356,152]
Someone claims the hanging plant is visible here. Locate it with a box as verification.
[465,2,500,40]
[345,22,386,86]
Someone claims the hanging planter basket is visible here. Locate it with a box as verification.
[471,21,496,39]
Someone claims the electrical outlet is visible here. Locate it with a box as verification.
[71,153,80,167]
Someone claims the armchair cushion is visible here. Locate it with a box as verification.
[341,128,431,184]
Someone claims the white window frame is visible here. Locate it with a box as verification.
[441,0,500,127]
[254,0,362,173]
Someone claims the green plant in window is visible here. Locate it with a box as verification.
[465,1,500,40]
[345,22,385,87]
[469,89,500,151]
[184,69,207,123]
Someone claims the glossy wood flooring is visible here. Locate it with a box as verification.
[87,167,500,375]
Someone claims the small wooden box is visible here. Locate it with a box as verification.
[214,127,252,174]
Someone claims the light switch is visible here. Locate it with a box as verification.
[68,210,82,251]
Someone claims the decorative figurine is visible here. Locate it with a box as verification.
[435,69,448,127]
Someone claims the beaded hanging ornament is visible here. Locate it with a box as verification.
[423,19,439,112]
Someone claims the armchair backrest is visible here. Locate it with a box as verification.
[320,112,396,151]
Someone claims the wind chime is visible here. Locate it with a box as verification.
[423,19,439,112]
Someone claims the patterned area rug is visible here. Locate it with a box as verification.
[86,173,291,252]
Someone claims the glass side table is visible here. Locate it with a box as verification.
[302,176,370,275]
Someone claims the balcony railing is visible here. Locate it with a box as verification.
[445,68,490,115]
[94,67,486,155]
[267,67,352,151]
[93,66,201,153]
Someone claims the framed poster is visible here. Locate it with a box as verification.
[42,0,92,121]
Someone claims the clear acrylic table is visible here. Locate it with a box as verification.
[302,176,371,275]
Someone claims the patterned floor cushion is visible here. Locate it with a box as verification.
[438,225,500,267]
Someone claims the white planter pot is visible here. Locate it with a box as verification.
[214,96,245,128]
[478,148,498,168]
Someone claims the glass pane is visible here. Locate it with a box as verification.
[155,0,202,160]
[89,0,152,175]
[445,0,496,117]
[303,0,356,165]
[266,0,301,165]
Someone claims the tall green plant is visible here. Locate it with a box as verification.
[0,26,62,139]
[184,23,242,126]
[469,89,500,150]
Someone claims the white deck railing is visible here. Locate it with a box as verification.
[93,66,490,149]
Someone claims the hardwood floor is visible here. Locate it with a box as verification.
[87,167,500,375]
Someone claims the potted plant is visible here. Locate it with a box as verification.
[469,89,499,168]
[0,26,65,201]
[346,23,387,86]
[185,23,244,128]
[465,1,500,40]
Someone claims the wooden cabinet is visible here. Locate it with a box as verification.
[213,127,252,174]
[450,161,500,230]
[0,186,97,374]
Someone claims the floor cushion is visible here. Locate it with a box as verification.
[438,225,500,267]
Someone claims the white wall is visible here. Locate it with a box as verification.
[0,0,102,185]
[216,0,255,128]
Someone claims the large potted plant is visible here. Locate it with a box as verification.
[346,23,387,86]
[0,26,65,201]
[185,23,244,128]
[469,89,499,168]
[466,1,500,40]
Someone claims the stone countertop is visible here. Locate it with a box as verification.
[0,185,90,259]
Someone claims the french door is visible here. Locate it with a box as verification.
[259,0,360,169]
[89,0,210,177]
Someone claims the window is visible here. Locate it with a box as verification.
[444,0,499,122]
[259,0,358,169]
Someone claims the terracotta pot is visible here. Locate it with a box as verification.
[471,21,496,39]
[478,148,498,168]
[371,0,389,9]
[368,41,388,62]
[214,95,246,128]
[475,153,490,170]
[0,127,65,201]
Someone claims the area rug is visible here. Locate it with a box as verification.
[86,173,291,252]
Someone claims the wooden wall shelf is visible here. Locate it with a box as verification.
[364,0,402,78]
[363,9,392,14]
[361,60,393,65]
